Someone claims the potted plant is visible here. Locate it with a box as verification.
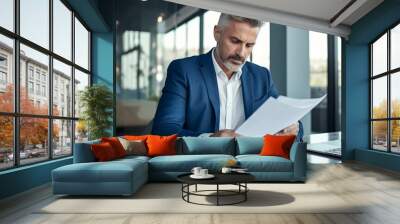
[79,84,113,140]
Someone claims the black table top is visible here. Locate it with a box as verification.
[177,172,255,185]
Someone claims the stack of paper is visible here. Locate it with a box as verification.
[236,95,326,137]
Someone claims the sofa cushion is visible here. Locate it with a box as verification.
[147,134,178,157]
[236,155,293,172]
[181,137,235,155]
[118,137,147,156]
[53,158,147,183]
[236,137,263,155]
[148,154,235,172]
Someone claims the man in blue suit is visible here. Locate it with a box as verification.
[152,13,302,138]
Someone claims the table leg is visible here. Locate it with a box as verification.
[195,184,197,192]
[217,184,219,206]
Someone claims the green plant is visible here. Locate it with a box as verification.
[79,84,113,140]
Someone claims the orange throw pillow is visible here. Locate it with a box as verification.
[260,134,296,159]
[91,142,118,161]
[124,135,149,141]
[146,134,177,157]
[101,137,127,158]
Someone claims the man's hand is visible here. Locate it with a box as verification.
[210,129,239,137]
[276,123,299,136]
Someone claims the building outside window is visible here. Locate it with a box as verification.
[0,0,91,170]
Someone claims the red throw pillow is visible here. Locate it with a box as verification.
[91,142,118,161]
[146,134,177,157]
[260,134,296,159]
[101,137,127,158]
[124,135,149,141]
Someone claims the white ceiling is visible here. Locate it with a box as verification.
[165,0,384,38]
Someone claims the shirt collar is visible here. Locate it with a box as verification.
[211,48,242,81]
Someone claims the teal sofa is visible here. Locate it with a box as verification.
[52,137,307,196]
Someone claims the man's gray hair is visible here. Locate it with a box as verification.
[217,13,264,28]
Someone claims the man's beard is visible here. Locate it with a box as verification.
[223,55,245,72]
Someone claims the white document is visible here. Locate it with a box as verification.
[236,95,326,137]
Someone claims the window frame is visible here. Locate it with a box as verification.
[0,0,92,171]
[369,20,400,154]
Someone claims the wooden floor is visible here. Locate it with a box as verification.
[1,154,400,224]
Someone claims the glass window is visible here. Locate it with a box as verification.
[309,31,328,132]
[391,120,400,153]
[391,24,400,70]
[19,117,49,165]
[20,0,49,49]
[175,23,187,59]
[53,0,72,60]
[53,59,72,117]
[53,119,72,158]
[372,77,387,119]
[391,72,400,118]
[0,0,14,31]
[74,17,89,70]
[0,116,13,170]
[372,121,388,151]
[74,69,89,118]
[75,120,88,143]
[20,44,49,115]
[252,23,270,68]
[203,11,220,53]
[187,17,200,57]
[372,34,387,76]
[0,34,14,113]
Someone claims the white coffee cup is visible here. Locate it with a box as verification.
[200,169,208,176]
[221,167,232,174]
[191,167,202,176]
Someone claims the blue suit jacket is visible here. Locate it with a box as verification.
[152,50,303,139]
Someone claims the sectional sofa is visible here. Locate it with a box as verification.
[52,137,307,196]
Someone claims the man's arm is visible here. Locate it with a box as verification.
[151,61,200,137]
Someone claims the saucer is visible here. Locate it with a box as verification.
[190,174,215,179]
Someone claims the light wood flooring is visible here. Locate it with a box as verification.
[1,154,400,224]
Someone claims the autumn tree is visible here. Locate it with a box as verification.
[0,84,60,151]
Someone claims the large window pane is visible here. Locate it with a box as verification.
[372,121,388,151]
[75,120,88,143]
[187,17,200,57]
[0,0,14,31]
[175,23,187,59]
[391,24,400,70]
[203,11,220,53]
[53,59,72,117]
[0,116,13,170]
[74,69,89,118]
[372,77,387,119]
[391,120,400,153]
[391,72,400,118]
[0,34,14,112]
[20,0,49,49]
[20,44,49,115]
[53,0,72,60]
[372,33,387,76]
[309,31,328,132]
[252,23,270,68]
[20,117,49,165]
[74,18,89,70]
[53,119,72,158]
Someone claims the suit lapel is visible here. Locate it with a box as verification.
[241,64,253,119]
[199,51,220,131]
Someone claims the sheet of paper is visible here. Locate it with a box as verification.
[236,95,326,137]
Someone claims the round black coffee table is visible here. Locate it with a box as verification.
[177,173,255,206]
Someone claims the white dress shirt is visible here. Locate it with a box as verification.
[211,48,246,130]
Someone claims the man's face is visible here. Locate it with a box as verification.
[214,20,259,72]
